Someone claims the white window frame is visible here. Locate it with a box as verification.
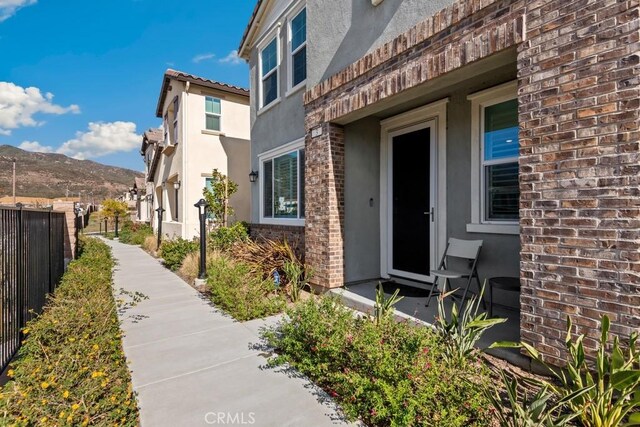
[258,138,305,226]
[172,96,179,145]
[467,80,519,235]
[258,28,281,111]
[286,4,306,95]
[204,96,222,132]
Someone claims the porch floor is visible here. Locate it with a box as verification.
[331,280,529,368]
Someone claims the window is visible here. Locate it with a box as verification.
[261,143,305,224]
[482,99,519,221]
[260,37,279,107]
[172,96,179,145]
[467,81,519,234]
[205,97,221,131]
[289,8,306,88]
[163,113,169,144]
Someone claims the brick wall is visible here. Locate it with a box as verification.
[518,0,639,365]
[249,223,305,257]
[304,123,345,288]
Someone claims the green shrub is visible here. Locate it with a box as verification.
[0,238,138,426]
[118,221,153,246]
[207,254,285,321]
[264,296,493,427]
[159,238,199,271]
[207,222,248,251]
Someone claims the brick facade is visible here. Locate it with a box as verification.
[304,123,345,288]
[249,223,305,257]
[303,0,639,363]
[518,0,640,366]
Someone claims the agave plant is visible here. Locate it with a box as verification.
[373,281,403,326]
[434,284,506,366]
[492,315,640,427]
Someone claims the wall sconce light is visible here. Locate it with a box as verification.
[161,180,167,188]
[249,170,259,183]
[173,180,181,190]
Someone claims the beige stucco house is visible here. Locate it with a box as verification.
[143,69,251,240]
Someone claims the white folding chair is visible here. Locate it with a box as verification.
[425,238,484,308]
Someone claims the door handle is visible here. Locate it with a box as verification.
[423,208,435,222]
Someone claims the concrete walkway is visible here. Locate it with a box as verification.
[104,239,352,427]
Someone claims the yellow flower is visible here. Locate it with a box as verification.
[63,390,70,399]
[92,344,99,351]
[72,403,80,411]
[40,381,50,389]
[68,337,76,342]
[41,416,48,423]
[7,369,14,377]
[67,415,73,422]
[91,371,104,378]
[22,328,29,334]
[59,411,66,419]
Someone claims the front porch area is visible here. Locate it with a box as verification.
[332,279,526,367]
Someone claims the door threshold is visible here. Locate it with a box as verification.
[386,276,434,291]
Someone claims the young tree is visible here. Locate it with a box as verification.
[101,198,128,220]
[202,169,238,229]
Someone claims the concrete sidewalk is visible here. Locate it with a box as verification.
[104,239,352,427]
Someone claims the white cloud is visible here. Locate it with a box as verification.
[0,0,37,22]
[192,53,216,63]
[57,121,140,160]
[0,82,80,135]
[219,50,242,65]
[18,140,53,153]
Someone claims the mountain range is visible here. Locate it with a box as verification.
[0,145,143,201]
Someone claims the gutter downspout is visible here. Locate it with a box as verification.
[182,81,190,239]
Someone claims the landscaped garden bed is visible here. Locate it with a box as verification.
[0,238,138,426]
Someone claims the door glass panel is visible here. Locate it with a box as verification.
[392,127,431,276]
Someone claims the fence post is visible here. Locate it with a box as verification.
[16,203,24,330]
[48,209,53,293]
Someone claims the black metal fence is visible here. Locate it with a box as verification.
[0,207,66,371]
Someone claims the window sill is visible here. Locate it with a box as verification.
[466,223,519,235]
[260,218,305,227]
[201,129,226,137]
[257,97,281,116]
[285,81,306,98]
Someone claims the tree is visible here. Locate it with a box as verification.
[202,169,238,229]
[101,198,128,220]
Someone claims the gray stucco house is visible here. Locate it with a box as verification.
[241,0,639,366]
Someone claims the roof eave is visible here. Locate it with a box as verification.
[238,0,269,59]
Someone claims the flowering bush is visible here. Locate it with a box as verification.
[263,296,493,426]
[0,238,138,426]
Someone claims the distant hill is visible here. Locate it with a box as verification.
[0,145,143,201]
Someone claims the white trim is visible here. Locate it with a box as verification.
[201,130,226,137]
[466,223,519,235]
[258,27,281,110]
[380,98,448,283]
[258,138,306,227]
[286,4,307,92]
[468,80,519,232]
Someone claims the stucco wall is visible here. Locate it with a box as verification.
[344,117,381,283]
[247,8,306,224]
[307,0,454,87]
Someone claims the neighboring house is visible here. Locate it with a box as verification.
[141,128,163,229]
[241,0,639,366]
[131,176,150,223]
[238,0,308,250]
[145,69,251,240]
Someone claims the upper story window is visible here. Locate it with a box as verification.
[205,97,222,131]
[467,81,520,234]
[172,96,179,145]
[289,7,306,89]
[163,113,169,144]
[260,37,279,108]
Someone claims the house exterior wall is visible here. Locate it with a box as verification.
[306,0,453,87]
[244,0,306,239]
[150,78,251,241]
[303,0,639,365]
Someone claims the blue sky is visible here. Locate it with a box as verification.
[0,0,254,171]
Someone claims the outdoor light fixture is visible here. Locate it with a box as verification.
[173,180,181,190]
[194,198,210,280]
[249,170,258,183]
[155,206,165,250]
